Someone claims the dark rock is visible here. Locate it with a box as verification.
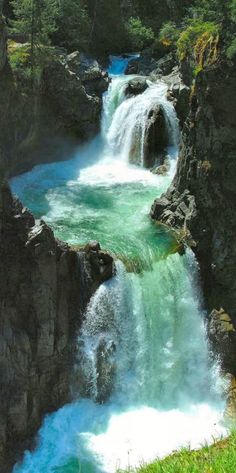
[151,61,236,348]
[0,184,114,472]
[125,50,158,76]
[151,156,170,176]
[67,51,109,97]
[96,337,116,404]
[40,57,102,141]
[143,104,169,168]
[152,53,176,76]
[125,57,139,74]
[160,67,190,128]
[208,309,236,377]
[0,13,7,71]
[124,77,148,97]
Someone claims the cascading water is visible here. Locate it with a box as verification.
[11,57,227,473]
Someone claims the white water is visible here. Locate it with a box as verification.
[13,57,227,473]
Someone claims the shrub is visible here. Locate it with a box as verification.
[159,22,180,48]
[177,20,219,75]
[127,17,155,51]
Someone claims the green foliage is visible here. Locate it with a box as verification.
[177,21,219,61]
[120,431,236,473]
[10,0,59,82]
[55,0,91,52]
[227,36,236,59]
[127,17,155,51]
[10,0,59,46]
[8,41,31,77]
[159,22,180,48]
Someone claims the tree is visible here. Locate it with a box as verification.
[10,0,59,78]
[55,0,91,52]
[127,17,155,50]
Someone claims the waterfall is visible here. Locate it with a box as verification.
[11,56,227,473]
[104,78,179,166]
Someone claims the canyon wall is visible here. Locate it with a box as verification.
[151,60,236,373]
[0,7,113,471]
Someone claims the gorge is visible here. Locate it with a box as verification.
[1,1,236,472]
[9,57,226,473]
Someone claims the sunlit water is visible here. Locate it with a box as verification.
[11,57,227,473]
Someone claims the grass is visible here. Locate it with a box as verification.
[119,432,236,473]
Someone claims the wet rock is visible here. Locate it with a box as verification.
[160,67,190,127]
[125,49,158,76]
[40,57,102,140]
[152,53,176,76]
[125,57,139,74]
[124,78,148,97]
[67,51,109,97]
[225,375,236,422]
[209,309,236,377]
[96,337,116,404]
[143,104,169,168]
[151,156,170,176]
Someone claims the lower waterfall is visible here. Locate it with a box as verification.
[11,57,227,473]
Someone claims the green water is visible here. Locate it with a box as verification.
[11,150,177,270]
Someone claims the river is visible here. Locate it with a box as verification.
[11,56,226,473]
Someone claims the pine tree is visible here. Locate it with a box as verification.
[10,0,59,78]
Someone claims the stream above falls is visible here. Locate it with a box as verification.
[11,56,227,473]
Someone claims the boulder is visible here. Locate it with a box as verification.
[209,309,236,377]
[143,104,169,168]
[67,51,109,97]
[160,67,190,127]
[40,57,102,141]
[151,156,171,175]
[124,77,148,97]
[125,57,139,74]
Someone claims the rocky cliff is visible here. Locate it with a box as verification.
[151,60,236,373]
[8,49,109,176]
[0,183,114,473]
[0,9,114,471]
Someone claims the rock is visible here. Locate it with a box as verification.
[209,309,236,377]
[124,78,148,97]
[225,375,236,422]
[0,184,114,472]
[67,51,109,97]
[152,156,171,175]
[160,67,190,128]
[152,53,176,76]
[125,57,139,75]
[152,164,169,176]
[96,337,116,404]
[40,57,102,140]
[143,104,169,168]
[151,61,236,352]
[125,50,158,76]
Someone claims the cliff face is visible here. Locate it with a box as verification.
[0,9,114,471]
[0,184,114,472]
[7,50,109,177]
[151,60,236,371]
